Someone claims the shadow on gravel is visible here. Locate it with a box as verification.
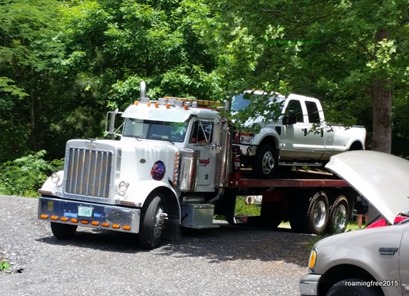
[36,230,143,253]
[36,223,313,266]
[160,224,313,267]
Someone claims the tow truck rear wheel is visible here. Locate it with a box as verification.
[253,143,277,179]
[327,195,349,234]
[139,193,167,249]
[306,191,329,235]
[51,222,77,239]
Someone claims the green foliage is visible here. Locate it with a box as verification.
[1,0,409,167]
[234,196,260,216]
[0,151,63,197]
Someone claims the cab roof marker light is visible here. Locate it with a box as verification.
[80,220,89,225]
[60,217,69,222]
[122,225,131,231]
[112,224,120,229]
[50,215,59,221]
[40,214,49,219]
[91,221,100,226]
[102,222,110,227]
[70,218,78,223]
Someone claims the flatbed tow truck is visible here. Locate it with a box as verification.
[38,83,357,249]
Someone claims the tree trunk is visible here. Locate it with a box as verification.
[371,29,392,153]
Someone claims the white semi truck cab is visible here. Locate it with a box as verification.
[39,87,232,249]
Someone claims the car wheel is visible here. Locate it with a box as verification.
[139,193,167,249]
[253,143,277,178]
[306,191,329,234]
[51,222,77,239]
[327,278,383,296]
[327,195,349,234]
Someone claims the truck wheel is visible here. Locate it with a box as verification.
[139,194,167,249]
[51,222,77,239]
[327,195,349,234]
[253,143,277,178]
[306,192,329,234]
[327,279,382,296]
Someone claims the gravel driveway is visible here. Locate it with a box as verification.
[0,195,312,296]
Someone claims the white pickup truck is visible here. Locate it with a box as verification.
[231,91,367,178]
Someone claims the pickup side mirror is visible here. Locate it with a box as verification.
[283,113,297,125]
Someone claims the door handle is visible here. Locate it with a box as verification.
[302,128,307,136]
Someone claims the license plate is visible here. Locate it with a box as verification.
[78,206,93,217]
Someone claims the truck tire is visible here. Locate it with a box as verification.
[327,195,349,234]
[253,143,277,179]
[306,191,329,234]
[51,222,77,239]
[327,279,382,296]
[139,194,167,249]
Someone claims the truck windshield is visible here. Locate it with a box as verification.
[123,118,188,142]
[231,93,284,112]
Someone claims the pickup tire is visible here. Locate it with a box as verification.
[306,191,329,234]
[253,143,277,178]
[51,222,77,239]
[327,195,349,234]
[327,278,382,296]
[139,193,167,249]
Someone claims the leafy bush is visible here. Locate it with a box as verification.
[0,150,63,197]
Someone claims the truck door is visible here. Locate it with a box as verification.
[281,99,326,160]
[188,119,217,191]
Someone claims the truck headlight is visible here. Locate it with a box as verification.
[239,132,254,144]
[308,248,318,271]
[51,172,63,187]
[118,181,129,196]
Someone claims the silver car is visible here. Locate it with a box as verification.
[299,150,409,296]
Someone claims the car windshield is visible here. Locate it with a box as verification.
[122,118,188,142]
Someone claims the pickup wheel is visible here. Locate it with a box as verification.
[327,278,382,296]
[306,191,329,235]
[139,193,167,249]
[51,222,77,239]
[253,143,277,178]
[327,195,349,234]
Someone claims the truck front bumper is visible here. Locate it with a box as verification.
[299,273,321,296]
[38,196,141,234]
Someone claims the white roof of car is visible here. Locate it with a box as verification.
[326,150,409,224]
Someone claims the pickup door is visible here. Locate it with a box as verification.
[280,98,327,161]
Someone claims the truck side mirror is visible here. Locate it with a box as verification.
[105,109,123,139]
[283,114,297,125]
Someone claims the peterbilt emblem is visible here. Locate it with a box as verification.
[151,161,166,181]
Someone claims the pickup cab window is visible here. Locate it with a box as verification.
[305,101,321,124]
[285,100,304,123]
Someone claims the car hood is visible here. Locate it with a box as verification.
[325,150,409,224]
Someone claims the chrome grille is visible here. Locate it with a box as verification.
[65,147,113,198]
